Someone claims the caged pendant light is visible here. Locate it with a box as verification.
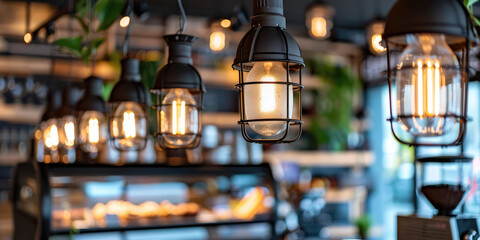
[151,0,204,150]
[108,1,149,152]
[76,76,108,154]
[233,0,304,143]
[383,0,477,146]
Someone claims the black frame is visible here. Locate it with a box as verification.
[383,0,476,147]
[234,26,304,143]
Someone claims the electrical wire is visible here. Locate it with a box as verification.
[177,0,186,34]
[123,0,133,57]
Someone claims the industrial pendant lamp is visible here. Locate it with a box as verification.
[41,90,59,163]
[384,0,477,146]
[108,2,149,152]
[233,0,304,143]
[305,1,334,40]
[76,76,108,153]
[56,88,76,163]
[366,19,386,55]
[152,0,204,149]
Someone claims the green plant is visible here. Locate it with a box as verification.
[355,214,372,239]
[54,0,125,64]
[307,58,361,151]
[464,0,480,26]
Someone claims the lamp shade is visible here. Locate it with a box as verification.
[108,58,149,151]
[232,0,304,144]
[152,34,204,150]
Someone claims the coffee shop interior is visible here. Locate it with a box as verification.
[0,0,480,239]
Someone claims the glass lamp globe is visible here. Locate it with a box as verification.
[159,88,199,147]
[110,101,147,150]
[58,115,76,149]
[42,118,59,151]
[78,110,107,153]
[244,61,293,136]
[396,34,461,136]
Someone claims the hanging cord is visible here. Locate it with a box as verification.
[26,0,31,34]
[176,0,186,34]
[89,0,95,75]
[123,0,133,58]
[68,0,74,84]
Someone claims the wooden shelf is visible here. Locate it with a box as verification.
[0,102,43,124]
[264,151,374,168]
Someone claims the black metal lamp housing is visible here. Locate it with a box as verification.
[383,0,477,146]
[75,76,108,153]
[232,0,304,143]
[152,34,204,150]
[108,58,149,151]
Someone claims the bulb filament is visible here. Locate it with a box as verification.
[88,118,100,144]
[122,111,136,139]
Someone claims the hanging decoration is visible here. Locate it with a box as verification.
[151,0,204,149]
[383,0,477,146]
[232,0,304,143]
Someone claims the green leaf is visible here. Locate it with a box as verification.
[54,36,83,56]
[91,38,105,50]
[95,0,126,31]
[80,46,91,65]
[75,0,87,18]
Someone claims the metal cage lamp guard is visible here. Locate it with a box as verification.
[152,34,204,150]
[383,0,477,147]
[232,0,304,144]
[107,58,149,151]
[75,76,108,154]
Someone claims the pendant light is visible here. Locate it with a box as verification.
[76,76,108,153]
[152,0,204,149]
[305,1,334,40]
[232,0,304,143]
[108,59,148,151]
[383,0,477,146]
[41,89,59,163]
[56,88,76,163]
[108,1,149,152]
[209,19,230,52]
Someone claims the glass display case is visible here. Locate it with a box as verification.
[12,162,276,240]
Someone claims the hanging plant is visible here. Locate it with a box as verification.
[54,0,126,64]
[464,0,480,26]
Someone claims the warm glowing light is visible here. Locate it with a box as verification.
[220,19,231,28]
[119,16,130,28]
[87,118,100,144]
[397,34,460,136]
[24,33,32,44]
[122,111,136,138]
[44,124,59,149]
[244,61,293,136]
[210,31,226,52]
[311,17,327,38]
[64,121,75,147]
[371,34,386,53]
[171,100,187,135]
[233,187,265,220]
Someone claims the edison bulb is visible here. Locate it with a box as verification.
[244,61,293,136]
[311,17,327,38]
[42,119,59,150]
[78,111,107,153]
[58,116,76,149]
[111,102,147,150]
[210,31,226,52]
[159,88,199,147]
[396,34,461,136]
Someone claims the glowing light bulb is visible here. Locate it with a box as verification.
[210,31,226,52]
[244,61,293,136]
[79,111,106,153]
[396,34,460,136]
[371,34,386,53]
[119,16,130,28]
[24,33,32,44]
[220,19,231,28]
[111,102,147,150]
[160,89,198,147]
[43,120,59,150]
[64,121,75,147]
[311,17,327,38]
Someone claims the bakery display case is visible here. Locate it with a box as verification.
[12,162,276,240]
